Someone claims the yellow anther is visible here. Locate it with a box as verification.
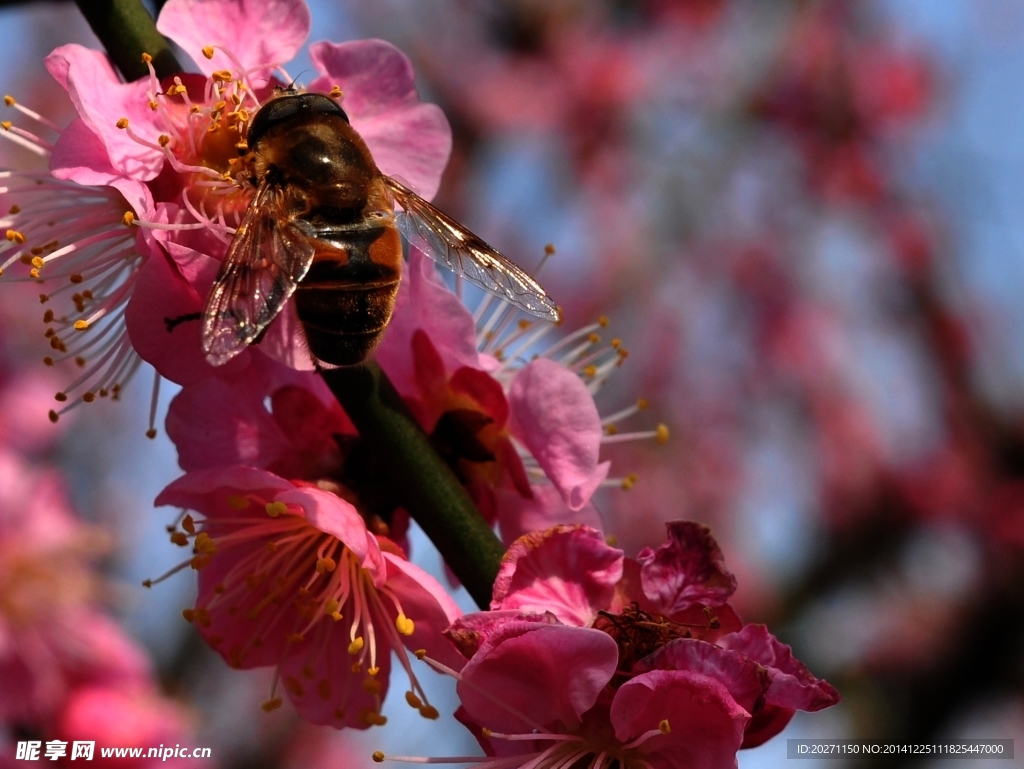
[139,53,152,64]
[363,677,382,695]
[82,392,95,403]
[158,134,171,147]
[8,204,19,214]
[3,95,14,106]
[73,320,89,331]
[42,309,54,323]
[43,356,54,366]
[588,333,600,344]
[75,357,86,367]
[316,556,336,573]
[659,719,671,734]
[621,472,639,491]
[182,514,196,534]
[637,397,649,410]
[189,104,201,114]
[30,256,43,269]
[1,121,11,131]
[212,70,233,82]
[367,667,379,676]
[202,46,215,59]
[361,710,387,727]
[414,649,426,659]
[148,100,159,111]
[122,211,135,226]
[395,614,415,636]
[324,598,340,616]
[146,428,158,439]
[70,273,83,284]
[54,392,67,402]
[656,424,670,444]
[235,141,248,152]
[29,268,39,279]
[518,319,531,330]
[328,85,343,98]
[372,752,385,764]
[419,705,439,720]
[605,424,618,436]
[611,338,622,348]
[348,637,365,655]
[226,494,250,510]
[481,728,493,738]
[116,117,129,129]
[181,608,196,622]
[265,500,288,518]
[598,315,610,327]
[193,532,216,554]
[261,697,283,712]
[405,691,423,709]
[584,365,598,378]
[6,229,25,243]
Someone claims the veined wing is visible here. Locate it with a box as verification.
[384,176,559,322]
[201,184,316,366]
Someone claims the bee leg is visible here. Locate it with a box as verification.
[163,312,203,333]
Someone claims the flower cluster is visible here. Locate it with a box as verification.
[0,0,841,765]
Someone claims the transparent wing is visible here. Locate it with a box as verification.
[201,184,317,366]
[384,177,559,321]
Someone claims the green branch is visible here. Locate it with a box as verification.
[320,362,504,609]
[74,0,183,82]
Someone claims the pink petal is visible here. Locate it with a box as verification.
[276,619,390,728]
[375,249,480,395]
[157,0,310,78]
[633,639,769,716]
[611,669,749,769]
[457,623,618,734]
[719,624,840,712]
[45,45,164,180]
[155,465,293,515]
[508,358,607,510]
[444,610,561,659]
[493,484,605,546]
[638,521,738,615]
[491,526,623,627]
[125,247,250,385]
[276,486,381,575]
[308,40,451,200]
[49,118,156,219]
[382,554,465,670]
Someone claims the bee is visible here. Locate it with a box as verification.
[202,91,559,368]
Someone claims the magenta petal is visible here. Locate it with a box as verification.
[308,40,451,200]
[494,484,605,547]
[638,521,738,615]
[45,45,163,180]
[611,669,749,769]
[445,610,561,659]
[508,359,605,510]
[491,526,623,627]
[719,624,841,712]
[157,0,310,78]
[457,623,618,734]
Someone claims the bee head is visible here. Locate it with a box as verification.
[246,92,350,150]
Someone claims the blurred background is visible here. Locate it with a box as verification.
[0,0,1022,767]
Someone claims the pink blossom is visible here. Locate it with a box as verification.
[422,523,838,767]
[55,685,204,768]
[155,465,462,728]
[0,450,151,724]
